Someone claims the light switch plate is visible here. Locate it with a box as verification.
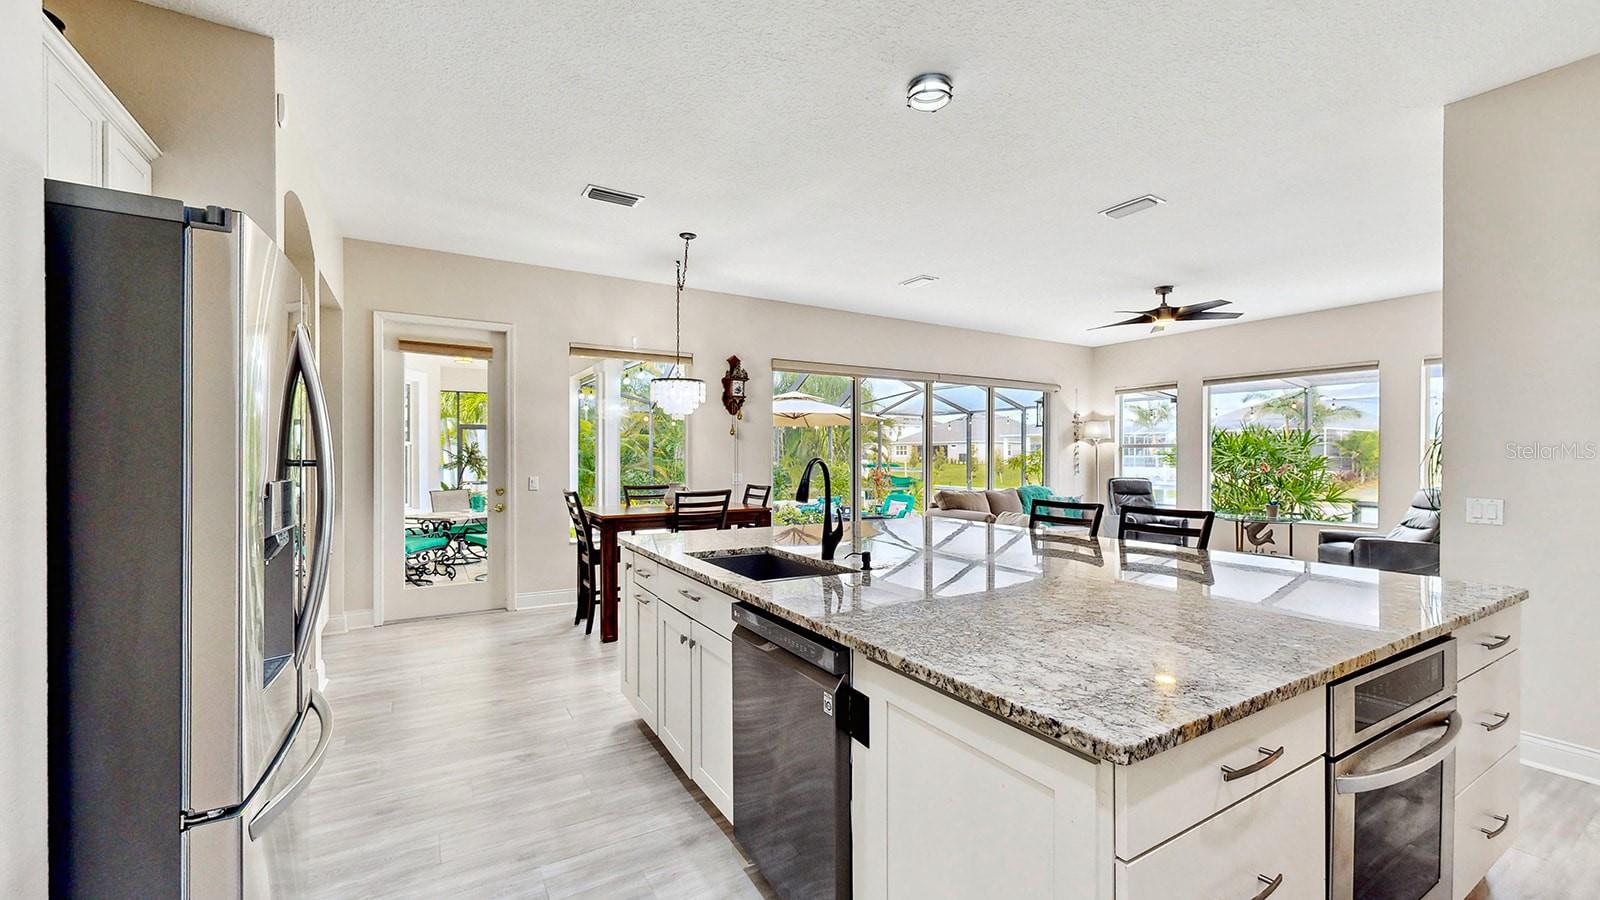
[528,476,540,492]
[1466,497,1504,525]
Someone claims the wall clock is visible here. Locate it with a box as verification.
[721,356,749,426]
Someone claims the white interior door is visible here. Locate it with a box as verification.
[378,318,514,622]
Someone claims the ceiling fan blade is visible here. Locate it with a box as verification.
[1174,298,1231,315]
[1114,309,1155,315]
[1090,314,1155,330]
[1176,311,1244,321]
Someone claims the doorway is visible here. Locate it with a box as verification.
[375,314,515,622]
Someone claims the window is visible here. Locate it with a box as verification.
[570,354,690,508]
[1117,388,1178,505]
[771,364,1053,523]
[1423,361,1443,489]
[1206,368,1379,524]
[439,389,489,490]
[993,388,1047,489]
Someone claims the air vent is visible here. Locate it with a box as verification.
[582,184,644,207]
[1098,194,1165,219]
[898,274,940,288]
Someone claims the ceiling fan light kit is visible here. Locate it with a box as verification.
[1091,284,1244,334]
[649,232,707,418]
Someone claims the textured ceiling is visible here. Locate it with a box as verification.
[150,0,1600,346]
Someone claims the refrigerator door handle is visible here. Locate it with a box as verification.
[275,323,337,666]
[181,689,332,832]
[248,689,333,839]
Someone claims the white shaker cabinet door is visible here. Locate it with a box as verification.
[104,125,153,194]
[691,623,734,821]
[45,51,104,187]
[657,603,694,771]
[633,590,660,731]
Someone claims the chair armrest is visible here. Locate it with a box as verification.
[1319,528,1368,545]
[1353,538,1440,575]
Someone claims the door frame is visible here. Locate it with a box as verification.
[372,310,518,625]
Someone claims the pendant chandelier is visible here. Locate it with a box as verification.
[649,232,706,418]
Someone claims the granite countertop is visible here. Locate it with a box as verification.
[622,517,1527,765]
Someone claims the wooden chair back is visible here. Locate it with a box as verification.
[623,483,671,507]
[742,483,772,507]
[673,489,731,532]
[1118,506,1215,548]
[1029,500,1104,538]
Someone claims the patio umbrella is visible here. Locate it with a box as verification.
[772,391,882,427]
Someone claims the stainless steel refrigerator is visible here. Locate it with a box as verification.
[46,180,336,898]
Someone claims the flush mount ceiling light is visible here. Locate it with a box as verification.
[649,232,707,418]
[898,274,940,287]
[1098,194,1166,219]
[906,73,953,112]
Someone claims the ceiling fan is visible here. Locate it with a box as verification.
[1091,285,1242,334]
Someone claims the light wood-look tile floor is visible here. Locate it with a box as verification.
[306,607,1597,898]
[301,606,774,899]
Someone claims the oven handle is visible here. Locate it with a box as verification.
[1335,710,1461,794]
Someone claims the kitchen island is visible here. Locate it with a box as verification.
[618,517,1526,899]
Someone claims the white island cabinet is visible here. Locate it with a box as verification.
[618,524,1526,900]
[619,548,735,821]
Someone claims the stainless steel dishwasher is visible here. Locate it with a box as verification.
[732,603,865,900]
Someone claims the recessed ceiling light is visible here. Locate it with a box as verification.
[905,73,953,113]
[1098,194,1166,219]
[582,184,643,207]
[898,274,940,287]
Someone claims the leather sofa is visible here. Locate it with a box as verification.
[1317,489,1440,575]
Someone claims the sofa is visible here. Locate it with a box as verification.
[1317,489,1440,575]
[929,486,1057,527]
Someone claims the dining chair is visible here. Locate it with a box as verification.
[429,488,471,512]
[1118,505,1215,548]
[623,483,671,507]
[672,489,731,532]
[563,491,601,633]
[737,483,772,527]
[1029,500,1105,538]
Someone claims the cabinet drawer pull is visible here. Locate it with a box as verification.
[636,594,651,605]
[1220,745,1284,782]
[1480,814,1511,839]
[1480,711,1512,732]
[680,589,702,602]
[1251,873,1283,900]
[1478,634,1512,650]
[637,570,653,579]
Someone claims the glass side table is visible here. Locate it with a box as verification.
[1216,511,1306,555]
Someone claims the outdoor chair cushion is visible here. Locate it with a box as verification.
[405,534,449,555]
[463,533,488,549]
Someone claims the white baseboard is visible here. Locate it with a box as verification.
[515,588,577,611]
[1521,731,1600,786]
[325,609,376,634]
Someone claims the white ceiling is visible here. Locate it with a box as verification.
[151,0,1600,346]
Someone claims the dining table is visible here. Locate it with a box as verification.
[584,501,773,642]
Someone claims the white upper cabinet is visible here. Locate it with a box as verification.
[42,14,160,193]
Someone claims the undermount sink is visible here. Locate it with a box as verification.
[692,549,851,582]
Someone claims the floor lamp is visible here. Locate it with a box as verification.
[1081,419,1113,499]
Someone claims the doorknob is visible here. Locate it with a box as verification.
[492,503,505,513]
[495,487,506,496]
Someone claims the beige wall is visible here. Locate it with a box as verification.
[1444,54,1600,761]
[1088,293,1442,555]
[1,3,46,894]
[341,239,1092,614]
[47,0,277,234]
